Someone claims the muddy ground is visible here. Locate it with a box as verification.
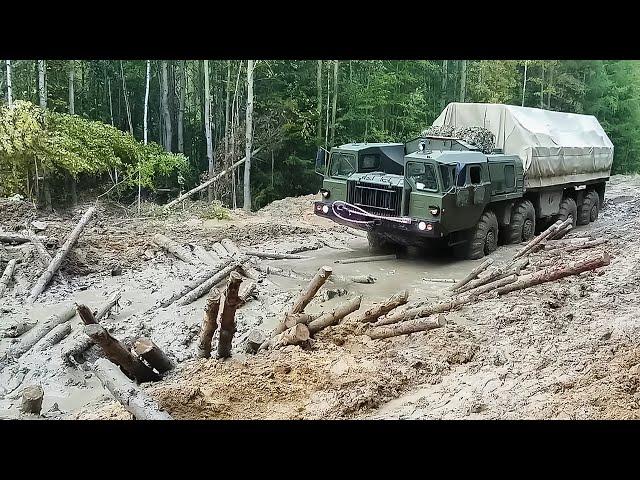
[1,175,639,420]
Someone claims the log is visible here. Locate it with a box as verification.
[91,358,172,420]
[160,259,234,307]
[563,238,608,253]
[245,329,267,354]
[153,233,197,264]
[77,304,98,325]
[163,147,262,211]
[512,219,562,260]
[374,296,474,327]
[26,231,52,268]
[423,278,457,283]
[455,267,504,294]
[20,385,44,415]
[547,217,574,241]
[253,263,309,280]
[31,322,72,352]
[240,249,306,260]
[342,274,377,284]
[133,337,173,374]
[84,324,160,383]
[349,290,409,324]
[284,312,322,329]
[367,315,447,340]
[191,244,219,266]
[549,223,573,241]
[451,258,494,292]
[0,320,36,339]
[220,238,241,257]
[196,288,221,359]
[272,324,310,348]
[238,262,263,282]
[178,261,240,306]
[217,271,243,359]
[0,259,17,297]
[308,296,362,334]
[238,280,257,304]
[94,291,122,321]
[211,242,230,258]
[461,273,518,298]
[290,265,333,315]
[0,232,30,244]
[334,254,396,265]
[27,207,96,303]
[497,252,611,296]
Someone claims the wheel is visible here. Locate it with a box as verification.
[458,210,499,260]
[505,200,536,244]
[577,191,598,225]
[587,190,599,222]
[557,197,577,227]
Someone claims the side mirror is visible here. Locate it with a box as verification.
[315,148,327,177]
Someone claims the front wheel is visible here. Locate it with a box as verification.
[504,199,536,244]
[455,210,499,260]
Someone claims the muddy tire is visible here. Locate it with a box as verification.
[578,190,600,224]
[505,200,536,244]
[557,197,577,227]
[456,210,499,260]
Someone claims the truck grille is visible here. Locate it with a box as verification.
[347,181,402,217]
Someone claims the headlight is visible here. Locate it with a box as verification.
[418,221,427,231]
[320,189,330,199]
[429,206,440,216]
[321,205,329,214]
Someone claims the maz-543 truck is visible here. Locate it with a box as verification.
[313,103,614,259]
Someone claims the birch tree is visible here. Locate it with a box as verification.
[160,60,172,152]
[243,59,254,212]
[37,60,52,210]
[203,60,214,201]
[140,60,151,213]
[120,61,134,136]
[316,60,323,147]
[177,60,185,153]
[68,61,75,114]
[441,60,448,109]
[6,60,12,106]
[522,60,528,106]
[329,60,339,147]
[459,59,467,102]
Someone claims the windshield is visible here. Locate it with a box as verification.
[406,161,438,191]
[329,152,356,177]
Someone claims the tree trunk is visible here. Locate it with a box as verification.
[119,61,134,136]
[308,296,362,334]
[107,76,114,125]
[220,238,241,257]
[197,288,221,358]
[273,324,310,348]
[143,60,151,145]
[512,219,562,260]
[460,273,518,298]
[459,60,467,102]
[0,259,17,298]
[290,265,332,315]
[329,60,339,147]
[211,242,230,258]
[240,249,305,260]
[94,290,122,321]
[37,59,52,211]
[522,60,528,107]
[21,385,44,415]
[160,61,172,152]
[27,207,96,303]
[374,296,473,327]
[177,61,185,153]
[178,260,241,306]
[317,60,323,147]
[5,60,12,106]
[245,329,266,354]
[238,280,257,304]
[243,60,255,212]
[91,358,172,420]
[77,303,98,325]
[133,337,173,373]
[349,290,408,324]
[68,61,75,114]
[224,61,231,159]
[217,271,244,358]
[367,315,446,340]
[441,60,448,109]
[203,60,214,202]
[284,312,322,329]
[334,254,396,265]
[84,324,160,383]
[159,259,233,307]
[451,258,494,292]
[559,238,608,253]
[31,322,71,352]
[540,63,545,109]
[152,233,198,264]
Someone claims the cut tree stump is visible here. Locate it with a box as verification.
[217,271,243,359]
[196,288,221,359]
[84,324,160,383]
[349,290,409,324]
[308,296,362,334]
[512,220,562,260]
[91,358,172,420]
[133,337,173,374]
[20,385,44,415]
[334,254,396,265]
[27,207,96,303]
[178,260,241,306]
[160,259,233,307]
[497,252,611,296]
[261,324,310,351]
[451,258,493,292]
[153,233,197,264]
[240,249,305,260]
[367,315,447,340]
[245,329,267,354]
[0,259,17,298]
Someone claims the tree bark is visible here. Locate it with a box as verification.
[27,207,96,303]
[21,385,44,415]
[178,260,241,306]
[522,60,528,107]
[289,265,332,315]
[5,60,12,106]
[316,60,323,147]
[0,259,16,298]
[204,60,214,201]
[224,61,231,160]
[153,233,197,264]
[243,60,255,212]
[349,290,408,324]
[133,337,173,373]
[197,288,221,358]
[451,258,493,292]
[461,273,518,298]
[261,324,310,351]
[217,271,243,358]
[329,60,339,147]
[374,296,474,327]
[84,324,160,383]
[0,232,31,244]
[91,358,172,420]
[160,61,172,152]
[367,315,446,340]
[308,296,362,334]
[37,59,52,211]
[68,61,75,114]
[334,254,396,264]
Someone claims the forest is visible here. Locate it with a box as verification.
[1,60,639,211]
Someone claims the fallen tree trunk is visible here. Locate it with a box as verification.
[84,324,160,383]
[153,233,197,264]
[0,232,30,244]
[217,271,243,358]
[178,261,240,306]
[349,290,409,324]
[563,238,608,253]
[290,265,332,315]
[20,385,44,415]
[549,224,573,241]
[461,273,518,298]
[374,296,475,327]
[240,249,305,260]
[27,207,96,303]
[26,232,52,268]
[308,296,362,334]
[367,315,446,340]
[94,291,122,321]
[211,242,230,258]
[0,320,36,339]
[284,312,321,329]
[163,147,262,211]
[456,258,529,295]
[424,278,457,283]
[451,258,493,292]
[31,322,72,352]
[334,254,396,265]
[347,274,376,284]
[220,238,241,257]
[160,259,233,307]
[253,263,309,281]
[497,252,611,296]
[196,288,221,359]
[261,324,310,351]
[191,245,219,266]
[547,217,574,241]
[0,259,17,297]
[91,358,172,420]
[133,337,173,374]
[512,219,562,261]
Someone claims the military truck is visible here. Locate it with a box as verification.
[313,103,614,259]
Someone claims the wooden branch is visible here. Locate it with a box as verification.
[290,265,332,315]
[334,254,396,265]
[91,358,172,420]
[133,337,173,373]
[240,249,305,260]
[367,315,446,340]
[27,207,96,303]
[512,219,562,260]
[0,232,30,244]
[178,261,240,306]
[547,217,574,241]
[153,233,197,264]
[94,291,122,321]
[160,259,233,307]
[197,288,221,359]
[0,259,17,298]
[308,296,362,334]
[163,147,262,210]
[349,290,409,324]
[217,271,243,358]
[562,238,608,252]
[451,258,493,292]
[21,385,44,415]
[84,324,160,383]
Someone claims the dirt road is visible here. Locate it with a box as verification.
[1,175,639,420]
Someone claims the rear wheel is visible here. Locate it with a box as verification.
[577,191,597,225]
[505,199,536,244]
[557,197,577,227]
[455,210,499,260]
[587,190,599,222]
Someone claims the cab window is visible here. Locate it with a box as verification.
[504,165,515,189]
[329,152,356,177]
[359,154,380,172]
[439,164,456,191]
[407,162,438,191]
[469,165,482,185]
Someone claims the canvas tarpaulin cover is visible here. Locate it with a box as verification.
[432,103,614,189]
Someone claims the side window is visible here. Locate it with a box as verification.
[469,165,482,185]
[504,165,515,189]
[360,154,380,171]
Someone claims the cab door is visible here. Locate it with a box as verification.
[447,163,489,232]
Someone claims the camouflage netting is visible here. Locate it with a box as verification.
[420,125,495,154]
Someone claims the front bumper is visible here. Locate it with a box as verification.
[313,200,444,241]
